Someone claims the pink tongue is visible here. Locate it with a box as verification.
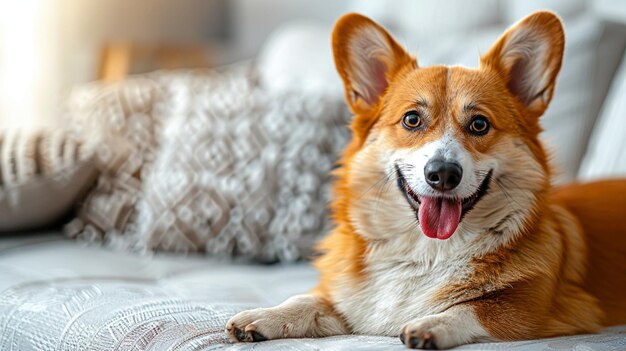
[418,197,462,240]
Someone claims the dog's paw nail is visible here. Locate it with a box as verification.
[234,327,246,342]
[423,337,437,350]
[401,333,438,350]
[249,330,268,342]
[409,336,421,348]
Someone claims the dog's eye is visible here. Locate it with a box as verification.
[468,116,490,135]
[402,111,422,130]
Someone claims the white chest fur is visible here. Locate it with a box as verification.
[333,239,474,336]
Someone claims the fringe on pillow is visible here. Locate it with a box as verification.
[0,129,91,189]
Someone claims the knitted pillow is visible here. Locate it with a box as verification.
[0,129,96,231]
[64,66,256,244]
[133,88,349,262]
[65,64,350,262]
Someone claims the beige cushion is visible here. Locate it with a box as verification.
[0,130,97,231]
[65,64,350,262]
[133,77,349,262]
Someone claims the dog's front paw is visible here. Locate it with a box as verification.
[400,314,457,350]
[226,308,276,343]
[226,294,348,343]
[226,307,309,343]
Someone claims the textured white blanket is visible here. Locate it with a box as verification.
[0,234,624,350]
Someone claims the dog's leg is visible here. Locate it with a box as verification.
[226,294,348,342]
[400,304,491,350]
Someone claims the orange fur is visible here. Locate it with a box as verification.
[552,180,626,326]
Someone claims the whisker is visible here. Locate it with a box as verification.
[356,172,394,200]
[494,177,526,210]
[372,171,397,214]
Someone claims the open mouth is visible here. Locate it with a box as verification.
[396,165,492,240]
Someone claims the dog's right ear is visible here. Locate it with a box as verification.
[332,13,415,114]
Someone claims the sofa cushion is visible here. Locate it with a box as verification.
[578,51,626,180]
[133,72,349,262]
[502,0,587,23]
[345,0,501,40]
[0,129,96,231]
[63,74,172,244]
[65,64,350,262]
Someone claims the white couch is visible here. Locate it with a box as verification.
[1,233,625,350]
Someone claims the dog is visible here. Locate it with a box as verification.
[226,11,626,349]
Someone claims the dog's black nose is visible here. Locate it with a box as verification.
[424,159,463,191]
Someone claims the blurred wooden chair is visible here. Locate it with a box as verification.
[98,43,213,81]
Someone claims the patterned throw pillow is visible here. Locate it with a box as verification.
[65,64,350,262]
[63,73,170,243]
[0,129,96,231]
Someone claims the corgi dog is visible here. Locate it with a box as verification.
[226,11,626,349]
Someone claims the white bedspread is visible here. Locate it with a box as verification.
[0,233,624,350]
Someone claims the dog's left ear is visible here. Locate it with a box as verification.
[332,13,415,115]
[481,11,564,118]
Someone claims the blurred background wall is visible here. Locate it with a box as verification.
[0,0,229,129]
[0,0,347,129]
[0,0,624,130]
